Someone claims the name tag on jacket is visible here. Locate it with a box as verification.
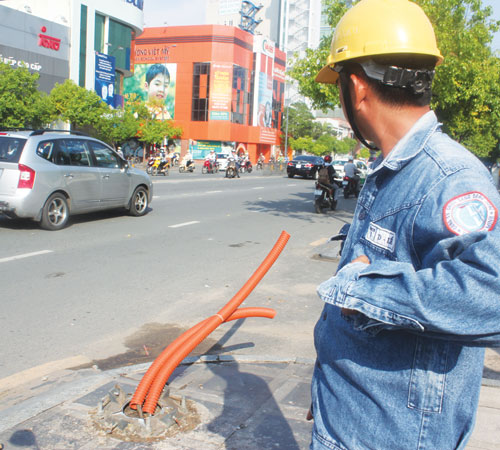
[365,222,396,252]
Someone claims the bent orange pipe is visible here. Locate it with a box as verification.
[129,317,211,410]
[129,307,275,410]
[140,231,290,414]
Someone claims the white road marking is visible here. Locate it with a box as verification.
[168,221,200,228]
[252,187,264,190]
[287,184,296,187]
[205,190,222,194]
[0,250,53,264]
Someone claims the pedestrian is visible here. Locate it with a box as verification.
[309,1,500,449]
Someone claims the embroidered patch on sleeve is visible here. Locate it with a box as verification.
[443,191,498,235]
[365,222,396,252]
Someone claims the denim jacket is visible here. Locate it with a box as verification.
[311,111,500,450]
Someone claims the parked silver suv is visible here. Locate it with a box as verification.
[0,129,153,230]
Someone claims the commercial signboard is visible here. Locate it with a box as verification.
[95,52,116,106]
[123,62,177,120]
[0,6,69,94]
[209,63,233,121]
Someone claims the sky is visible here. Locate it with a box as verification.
[142,0,500,51]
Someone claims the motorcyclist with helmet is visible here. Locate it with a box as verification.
[343,155,360,194]
[309,1,500,449]
[315,154,339,213]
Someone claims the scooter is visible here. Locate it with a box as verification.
[179,159,195,173]
[202,159,218,174]
[314,181,340,213]
[342,175,359,199]
[225,159,238,178]
[147,156,169,176]
[240,160,253,173]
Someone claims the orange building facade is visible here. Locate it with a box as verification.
[128,25,287,163]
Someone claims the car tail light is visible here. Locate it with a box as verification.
[287,162,293,166]
[18,164,36,189]
[305,163,313,168]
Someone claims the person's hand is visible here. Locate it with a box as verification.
[341,255,370,316]
[306,405,313,421]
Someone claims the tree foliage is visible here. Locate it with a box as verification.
[48,79,108,129]
[289,0,500,158]
[0,63,53,128]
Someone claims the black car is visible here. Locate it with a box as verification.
[287,155,324,179]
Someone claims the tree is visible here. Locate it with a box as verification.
[48,79,108,129]
[289,0,500,158]
[282,102,324,140]
[0,62,53,128]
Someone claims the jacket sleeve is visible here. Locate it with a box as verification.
[317,170,500,346]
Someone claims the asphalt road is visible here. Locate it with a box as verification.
[0,168,357,380]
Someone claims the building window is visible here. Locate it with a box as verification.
[192,63,211,122]
[231,66,248,125]
[248,54,257,126]
[108,19,132,71]
[94,13,105,53]
[272,79,285,129]
[79,5,87,87]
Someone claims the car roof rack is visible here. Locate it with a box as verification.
[30,129,88,136]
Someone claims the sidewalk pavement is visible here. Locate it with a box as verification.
[0,352,499,449]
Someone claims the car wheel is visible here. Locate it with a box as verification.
[40,193,69,230]
[288,173,294,178]
[129,186,149,217]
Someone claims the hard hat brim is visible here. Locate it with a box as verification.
[315,65,339,84]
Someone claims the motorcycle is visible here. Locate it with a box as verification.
[314,181,340,213]
[179,159,195,173]
[240,160,253,173]
[257,160,264,170]
[146,156,170,176]
[342,175,359,199]
[202,159,218,174]
[225,159,238,178]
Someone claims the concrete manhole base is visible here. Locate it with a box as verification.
[89,384,201,442]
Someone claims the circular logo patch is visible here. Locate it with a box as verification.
[443,191,498,235]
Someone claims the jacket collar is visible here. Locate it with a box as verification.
[371,111,440,174]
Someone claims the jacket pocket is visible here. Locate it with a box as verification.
[408,337,448,413]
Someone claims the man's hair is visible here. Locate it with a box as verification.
[344,55,437,108]
[145,64,170,84]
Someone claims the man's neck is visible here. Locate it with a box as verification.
[372,105,430,158]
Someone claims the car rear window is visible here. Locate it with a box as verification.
[0,137,26,163]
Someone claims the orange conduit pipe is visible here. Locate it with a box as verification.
[132,231,290,415]
[129,308,275,411]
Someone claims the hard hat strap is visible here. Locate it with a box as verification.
[360,60,435,94]
[338,70,378,151]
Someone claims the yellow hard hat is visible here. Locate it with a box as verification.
[316,0,443,84]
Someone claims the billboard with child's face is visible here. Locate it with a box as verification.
[123,63,177,119]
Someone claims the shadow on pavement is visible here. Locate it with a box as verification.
[204,320,302,450]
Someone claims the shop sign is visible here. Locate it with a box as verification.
[0,54,42,71]
[38,26,61,51]
[209,63,233,121]
[95,52,116,106]
[126,0,144,10]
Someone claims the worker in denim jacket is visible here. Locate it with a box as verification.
[310,1,500,449]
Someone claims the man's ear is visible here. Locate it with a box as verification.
[349,73,368,112]
[144,82,149,90]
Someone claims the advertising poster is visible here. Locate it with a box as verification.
[209,63,233,121]
[191,140,222,160]
[257,71,273,128]
[95,52,115,106]
[123,63,177,119]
